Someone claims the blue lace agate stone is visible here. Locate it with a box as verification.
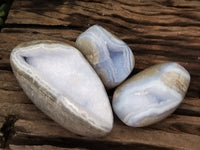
[10,40,113,137]
[76,25,135,89]
[113,62,190,127]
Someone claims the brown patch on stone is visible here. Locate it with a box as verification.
[161,72,190,96]
[76,38,99,65]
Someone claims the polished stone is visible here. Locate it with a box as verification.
[10,40,113,137]
[112,62,190,127]
[76,25,135,89]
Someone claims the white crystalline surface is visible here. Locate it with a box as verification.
[23,45,112,126]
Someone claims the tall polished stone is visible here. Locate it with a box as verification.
[76,25,135,89]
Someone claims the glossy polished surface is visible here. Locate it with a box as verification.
[113,62,190,127]
[76,25,135,88]
[10,40,113,137]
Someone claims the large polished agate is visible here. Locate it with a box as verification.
[113,62,190,127]
[75,25,135,89]
[10,40,113,137]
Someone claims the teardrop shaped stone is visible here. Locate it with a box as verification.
[10,40,113,137]
[76,25,135,89]
[112,62,190,127]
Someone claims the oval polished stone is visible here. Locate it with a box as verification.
[112,62,190,127]
[75,25,135,89]
[10,40,113,137]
